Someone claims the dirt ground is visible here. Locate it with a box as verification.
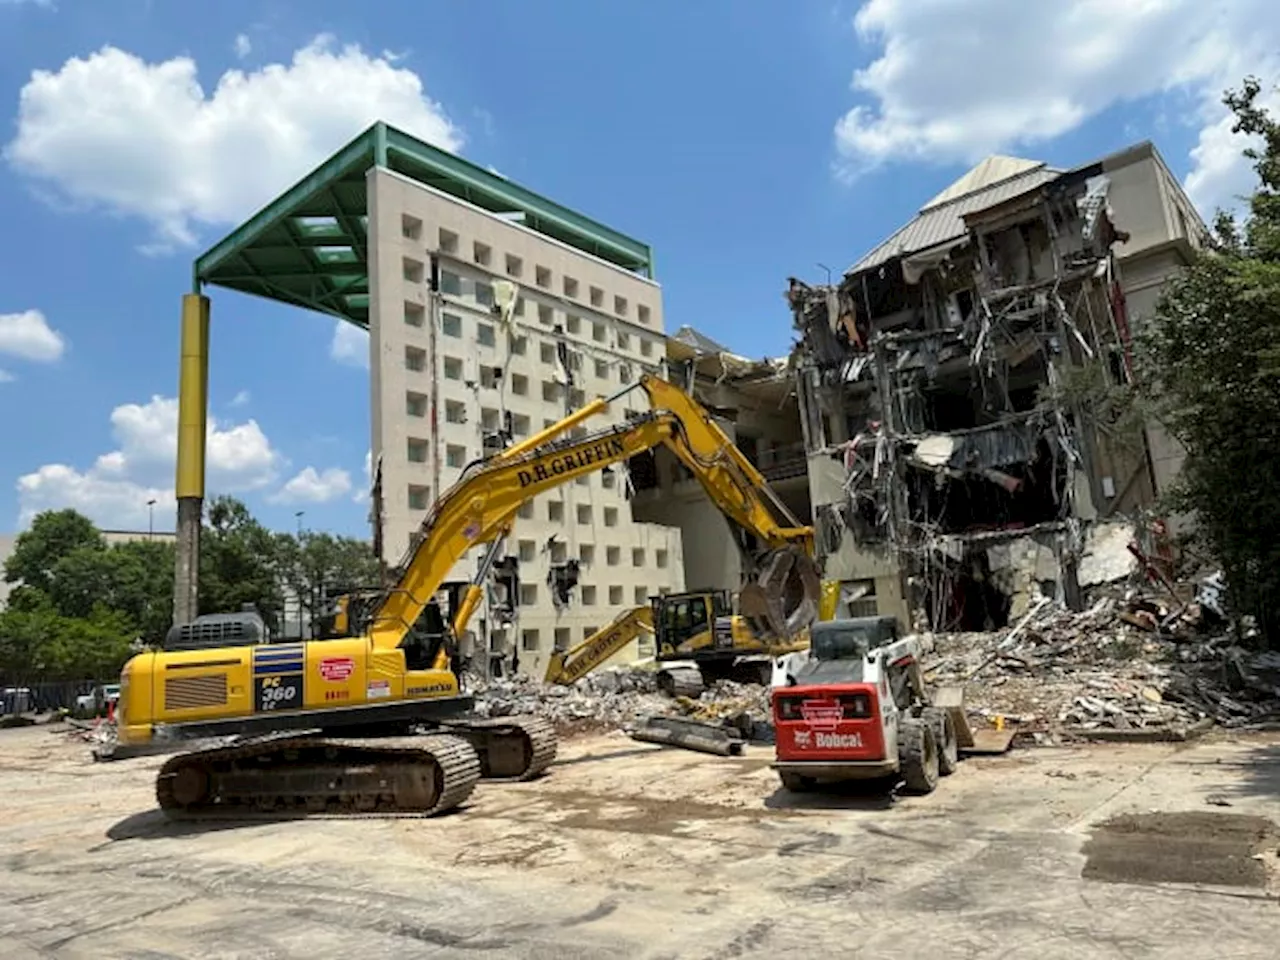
[1,723,1278,959]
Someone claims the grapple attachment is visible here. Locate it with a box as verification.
[738,546,821,641]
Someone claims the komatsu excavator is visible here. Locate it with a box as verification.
[115,373,819,819]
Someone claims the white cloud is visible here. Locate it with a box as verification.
[233,34,252,59]
[330,320,369,368]
[269,466,353,505]
[16,395,284,528]
[834,0,1280,216]
[5,35,463,248]
[353,450,373,503]
[0,309,66,362]
[229,388,251,407]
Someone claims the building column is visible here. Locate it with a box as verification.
[173,292,210,626]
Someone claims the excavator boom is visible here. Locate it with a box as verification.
[545,605,655,686]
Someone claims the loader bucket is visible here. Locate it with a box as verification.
[738,547,821,641]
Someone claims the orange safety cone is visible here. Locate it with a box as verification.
[107,699,115,725]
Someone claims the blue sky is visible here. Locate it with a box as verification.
[0,0,1274,538]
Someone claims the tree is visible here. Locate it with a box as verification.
[199,495,286,630]
[276,530,381,635]
[3,509,105,595]
[1135,76,1280,644]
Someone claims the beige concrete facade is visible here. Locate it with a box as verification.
[365,168,685,677]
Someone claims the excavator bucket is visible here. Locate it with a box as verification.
[738,547,822,641]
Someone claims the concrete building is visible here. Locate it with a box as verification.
[0,528,176,609]
[361,150,684,678]
[787,141,1208,631]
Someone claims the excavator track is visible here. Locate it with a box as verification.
[442,715,558,781]
[155,732,481,821]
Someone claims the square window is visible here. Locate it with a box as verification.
[640,338,654,357]
[609,585,623,605]
[614,295,628,316]
[440,270,461,296]
[563,276,579,298]
[480,366,500,389]
[521,628,540,652]
[475,281,494,308]
[589,286,604,307]
[406,391,427,417]
[401,214,422,240]
[632,548,645,566]
[404,346,426,372]
[604,507,618,527]
[511,373,529,396]
[445,444,467,468]
[542,380,561,403]
[481,407,499,430]
[477,323,495,347]
[594,359,609,379]
[512,413,531,436]
[569,388,585,408]
[548,501,564,522]
[580,543,595,564]
[555,627,572,651]
[540,341,556,364]
[514,297,525,317]
[536,265,552,288]
[445,400,466,424]
[606,546,620,565]
[505,253,523,277]
[538,304,553,326]
[544,418,558,430]
[441,312,462,337]
[407,484,430,510]
[638,304,651,326]
[405,301,425,326]
[634,585,648,605]
[403,257,424,283]
[443,356,463,380]
[577,504,592,524]
[618,362,633,384]
[518,501,534,520]
[617,331,631,350]
[438,228,459,253]
[566,314,581,334]
[520,583,537,605]
[518,539,536,562]
[582,625,599,641]
[656,549,668,568]
[593,322,607,343]
[602,469,616,489]
[473,241,491,266]
[512,335,527,355]
[581,585,597,606]
[575,474,590,487]
[407,438,428,463]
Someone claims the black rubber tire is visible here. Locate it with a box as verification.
[922,707,959,776]
[779,771,815,792]
[898,720,939,795]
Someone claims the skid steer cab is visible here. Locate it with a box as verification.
[770,617,960,796]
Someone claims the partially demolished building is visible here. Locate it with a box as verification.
[790,144,1208,631]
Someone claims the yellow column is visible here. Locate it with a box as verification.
[172,293,210,625]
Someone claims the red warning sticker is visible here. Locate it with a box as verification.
[800,699,843,730]
[319,656,355,683]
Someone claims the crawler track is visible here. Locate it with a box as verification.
[446,715,559,781]
[155,732,481,821]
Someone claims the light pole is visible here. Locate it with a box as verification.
[147,498,157,538]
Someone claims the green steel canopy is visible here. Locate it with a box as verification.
[194,122,654,327]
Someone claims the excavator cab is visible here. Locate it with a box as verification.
[652,590,733,657]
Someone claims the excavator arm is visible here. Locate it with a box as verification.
[544,605,655,685]
[366,373,819,657]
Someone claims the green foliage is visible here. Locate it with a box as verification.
[1134,76,1280,643]
[2,509,105,594]
[198,495,286,630]
[275,529,382,634]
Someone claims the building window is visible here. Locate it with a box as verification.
[518,501,534,520]
[404,346,426,372]
[589,286,604,307]
[548,500,564,522]
[440,270,461,296]
[441,313,462,337]
[576,474,590,487]
[438,228,459,254]
[581,585,597,606]
[407,438,428,463]
[403,257,424,283]
[405,301,425,326]
[606,546,620,565]
[481,407,500,430]
[540,341,556,364]
[445,400,466,424]
[505,253,523,277]
[638,304,651,326]
[535,265,551,288]
[538,304,553,326]
[634,586,648,605]
[602,469,616,489]
[617,331,631,350]
[593,322,607,343]
[401,214,423,240]
[656,549,668,568]
[555,627,571,651]
[618,362,633,384]
[594,358,609,379]
[640,338,653,358]
[609,585,623,605]
[520,583,537,605]
[477,323,496,347]
[577,504,592,524]
[511,373,529,396]
[567,314,582,335]
[542,380,562,403]
[408,484,430,510]
[550,540,567,562]
[518,539,536,562]
[569,388,585,408]
[512,413,531,437]
[512,335,528,355]
[521,628,540,652]
[475,281,494,308]
[563,276,579,298]
[443,356,463,380]
[604,507,618,527]
[514,297,525,317]
[614,295,628,317]
[445,444,467,468]
[480,366,500,389]
[473,241,491,266]
[580,543,595,564]
[406,391,427,417]
[632,548,645,567]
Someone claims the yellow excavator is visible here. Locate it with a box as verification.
[115,373,820,819]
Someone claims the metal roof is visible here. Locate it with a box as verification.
[847,162,1061,277]
[194,122,654,327]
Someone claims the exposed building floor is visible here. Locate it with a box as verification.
[1,723,1278,959]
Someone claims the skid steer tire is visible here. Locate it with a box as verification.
[922,706,959,776]
[898,720,939,795]
[779,771,815,792]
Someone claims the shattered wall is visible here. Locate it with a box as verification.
[788,147,1191,632]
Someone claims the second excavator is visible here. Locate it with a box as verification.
[115,373,820,819]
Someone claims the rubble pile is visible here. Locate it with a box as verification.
[924,590,1280,742]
